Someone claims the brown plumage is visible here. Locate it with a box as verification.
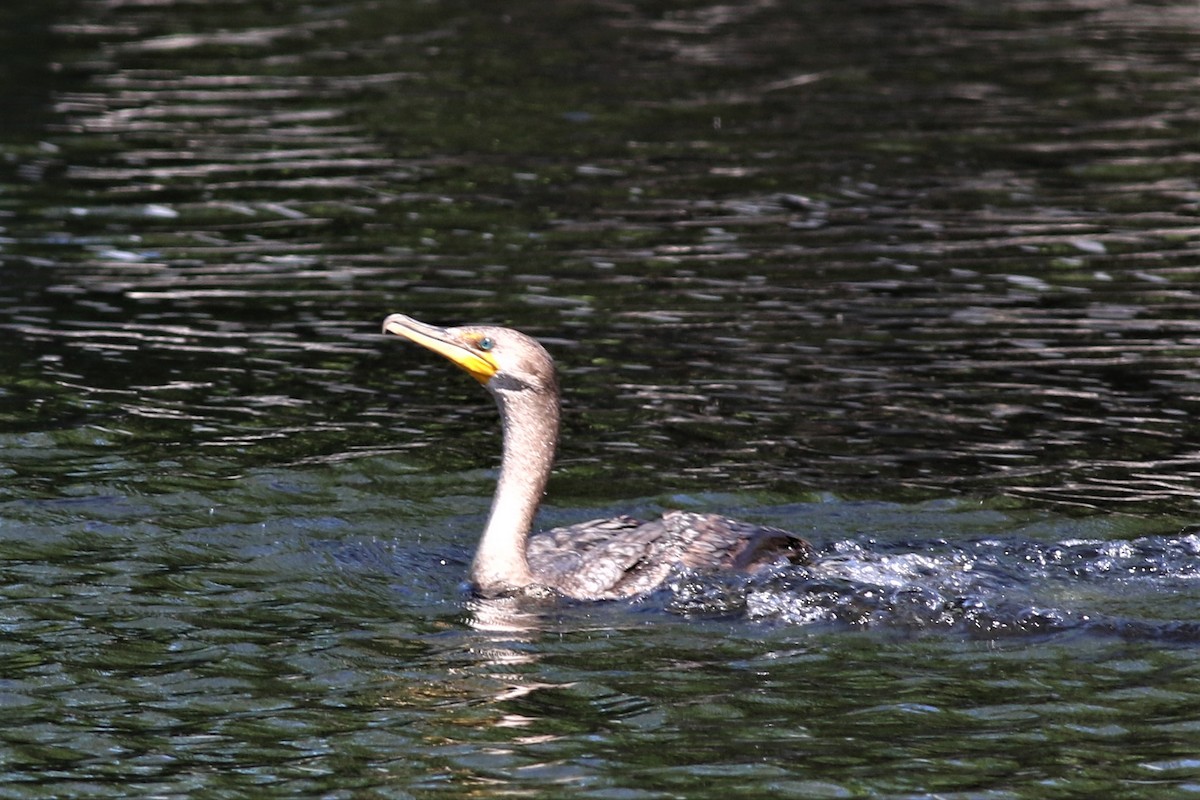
[383,313,814,600]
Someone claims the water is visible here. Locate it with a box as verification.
[1,0,1199,796]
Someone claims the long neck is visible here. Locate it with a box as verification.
[470,384,560,595]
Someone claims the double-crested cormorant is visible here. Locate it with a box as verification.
[383,313,814,600]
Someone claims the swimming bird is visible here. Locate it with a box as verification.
[383,313,814,600]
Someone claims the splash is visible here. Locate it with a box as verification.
[666,533,1200,641]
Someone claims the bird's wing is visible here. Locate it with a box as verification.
[527,516,674,599]
[664,511,815,571]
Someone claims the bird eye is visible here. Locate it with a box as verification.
[478,337,494,352]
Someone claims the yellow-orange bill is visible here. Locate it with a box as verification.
[382,313,498,384]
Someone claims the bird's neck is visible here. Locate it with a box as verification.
[470,385,559,595]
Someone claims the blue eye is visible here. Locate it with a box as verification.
[478,337,494,352]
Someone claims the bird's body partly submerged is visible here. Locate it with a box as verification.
[383,313,814,600]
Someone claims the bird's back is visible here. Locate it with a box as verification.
[526,510,814,600]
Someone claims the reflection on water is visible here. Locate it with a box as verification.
[2,0,1198,507]
[1,0,1200,797]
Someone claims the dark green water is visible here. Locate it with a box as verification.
[1,0,1199,796]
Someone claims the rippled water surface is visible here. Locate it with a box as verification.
[2,0,1199,796]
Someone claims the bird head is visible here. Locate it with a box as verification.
[382,313,557,397]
